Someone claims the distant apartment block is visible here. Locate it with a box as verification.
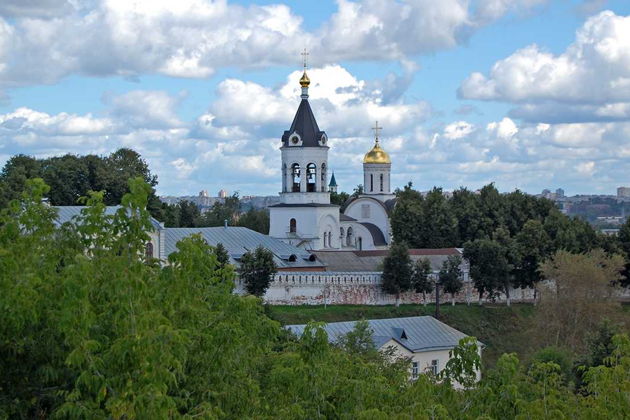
[618,187,630,198]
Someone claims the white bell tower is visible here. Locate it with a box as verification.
[269,51,341,250]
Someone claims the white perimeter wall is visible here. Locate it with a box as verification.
[234,271,540,305]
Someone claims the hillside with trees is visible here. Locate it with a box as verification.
[1,178,630,418]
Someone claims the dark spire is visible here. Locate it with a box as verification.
[328,172,337,187]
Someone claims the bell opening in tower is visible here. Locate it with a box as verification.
[306,163,317,192]
[292,163,301,192]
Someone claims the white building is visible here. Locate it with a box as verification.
[286,316,483,386]
[269,68,394,251]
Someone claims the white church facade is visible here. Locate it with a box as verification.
[269,68,395,251]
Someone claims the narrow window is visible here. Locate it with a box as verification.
[358,237,362,250]
[380,174,384,192]
[346,227,353,247]
[145,242,154,259]
[412,362,419,379]
[430,359,439,376]
[370,174,373,192]
[289,218,297,233]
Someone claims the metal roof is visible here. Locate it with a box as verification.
[53,206,163,230]
[359,222,387,246]
[286,316,482,353]
[310,249,462,272]
[162,226,325,269]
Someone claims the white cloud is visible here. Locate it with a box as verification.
[106,90,184,129]
[443,121,475,139]
[0,0,553,89]
[459,11,630,105]
[486,117,518,139]
[3,64,630,196]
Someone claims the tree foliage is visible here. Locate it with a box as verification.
[381,241,413,305]
[535,250,624,352]
[239,245,278,297]
[412,258,433,303]
[439,255,464,305]
[2,178,630,419]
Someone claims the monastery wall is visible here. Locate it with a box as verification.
[234,271,542,305]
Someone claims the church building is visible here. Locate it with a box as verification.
[268,67,395,251]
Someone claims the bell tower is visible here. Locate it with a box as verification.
[363,121,394,202]
[269,51,341,250]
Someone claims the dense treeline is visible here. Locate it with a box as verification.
[163,194,270,233]
[0,149,271,233]
[1,178,630,419]
[0,148,163,215]
[390,183,630,298]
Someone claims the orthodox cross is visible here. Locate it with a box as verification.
[372,121,383,142]
[301,48,309,70]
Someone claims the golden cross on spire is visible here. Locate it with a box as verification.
[372,121,383,142]
[301,48,309,70]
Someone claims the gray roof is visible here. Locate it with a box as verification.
[286,316,481,353]
[53,206,163,230]
[359,222,387,246]
[162,226,325,269]
[54,205,121,225]
[310,249,463,272]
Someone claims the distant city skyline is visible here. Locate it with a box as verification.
[1,0,630,196]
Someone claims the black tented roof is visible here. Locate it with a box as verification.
[282,99,327,147]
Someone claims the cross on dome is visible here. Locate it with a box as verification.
[372,121,383,144]
[301,48,309,70]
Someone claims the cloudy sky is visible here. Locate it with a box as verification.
[1,0,630,196]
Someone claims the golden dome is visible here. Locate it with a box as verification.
[363,140,391,164]
[299,71,310,88]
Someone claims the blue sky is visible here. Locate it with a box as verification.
[1,0,630,197]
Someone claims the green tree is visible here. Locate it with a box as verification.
[391,183,424,247]
[330,190,350,207]
[439,255,464,306]
[513,219,551,295]
[463,239,511,304]
[215,242,230,268]
[536,250,624,352]
[381,242,413,306]
[239,245,278,297]
[173,200,200,227]
[450,187,483,245]
[412,258,433,305]
[619,217,630,287]
[236,208,270,233]
[440,336,481,388]
[420,187,457,248]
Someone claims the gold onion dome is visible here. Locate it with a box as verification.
[299,71,310,87]
[363,140,391,164]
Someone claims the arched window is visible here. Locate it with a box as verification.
[145,242,153,259]
[306,163,317,192]
[370,174,374,192]
[358,237,363,250]
[380,174,384,192]
[282,163,287,192]
[291,163,301,192]
[321,163,327,192]
[328,231,333,248]
[346,227,353,247]
[289,218,297,233]
[340,227,345,237]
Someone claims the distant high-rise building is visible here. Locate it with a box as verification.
[199,190,209,197]
[218,189,228,198]
[555,188,565,198]
[542,189,551,196]
[618,187,630,198]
